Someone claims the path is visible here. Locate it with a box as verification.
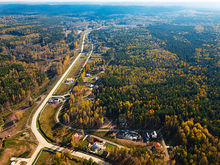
[161,137,170,165]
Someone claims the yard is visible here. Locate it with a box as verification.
[92,131,151,148]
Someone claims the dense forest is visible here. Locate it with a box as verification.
[90,25,219,164]
[0,13,87,131]
[0,4,219,165]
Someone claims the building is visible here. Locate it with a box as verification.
[73,133,80,140]
[151,131,157,138]
[153,142,162,149]
[85,73,92,77]
[65,78,74,84]
[85,83,94,88]
[93,76,99,81]
[48,97,63,104]
[125,134,138,141]
[90,142,106,153]
[145,132,150,141]
[54,98,63,103]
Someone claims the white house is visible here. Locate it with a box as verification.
[85,83,94,88]
[125,134,137,141]
[65,78,74,84]
[85,73,92,77]
[90,142,106,153]
[151,131,157,138]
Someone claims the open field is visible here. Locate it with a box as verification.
[38,103,62,142]
[54,55,87,95]
[0,131,38,165]
[35,149,84,165]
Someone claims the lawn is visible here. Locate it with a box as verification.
[105,142,118,151]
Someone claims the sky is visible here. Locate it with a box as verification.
[1,0,220,8]
[0,0,219,2]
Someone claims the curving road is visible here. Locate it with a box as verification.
[28,30,109,165]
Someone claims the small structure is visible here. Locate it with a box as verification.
[85,73,92,77]
[116,130,141,141]
[153,142,162,149]
[91,142,106,153]
[85,83,94,88]
[125,134,137,141]
[65,78,74,84]
[93,76,99,81]
[21,132,26,136]
[151,131,157,138]
[145,132,150,141]
[100,67,105,71]
[48,97,63,104]
[48,99,54,103]
[54,98,63,103]
[73,133,80,140]
[10,162,15,165]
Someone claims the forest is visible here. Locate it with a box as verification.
[0,4,219,165]
[0,13,87,131]
[89,25,219,164]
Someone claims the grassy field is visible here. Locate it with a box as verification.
[105,142,118,151]
[35,150,52,165]
[54,56,87,95]
[39,103,62,142]
[36,150,83,165]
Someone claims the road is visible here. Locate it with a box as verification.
[161,138,170,165]
[55,104,125,149]
[28,30,109,165]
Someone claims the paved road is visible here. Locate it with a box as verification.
[27,30,109,165]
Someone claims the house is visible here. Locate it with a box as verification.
[145,132,150,141]
[85,83,94,88]
[65,78,74,84]
[125,134,138,141]
[151,131,157,138]
[92,76,99,81]
[153,142,162,149]
[73,133,81,140]
[48,99,54,103]
[85,73,92,77]
[21,132,26,136]
[54,98,63,103]
[90,142,106,153]
[49,97,63,104]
